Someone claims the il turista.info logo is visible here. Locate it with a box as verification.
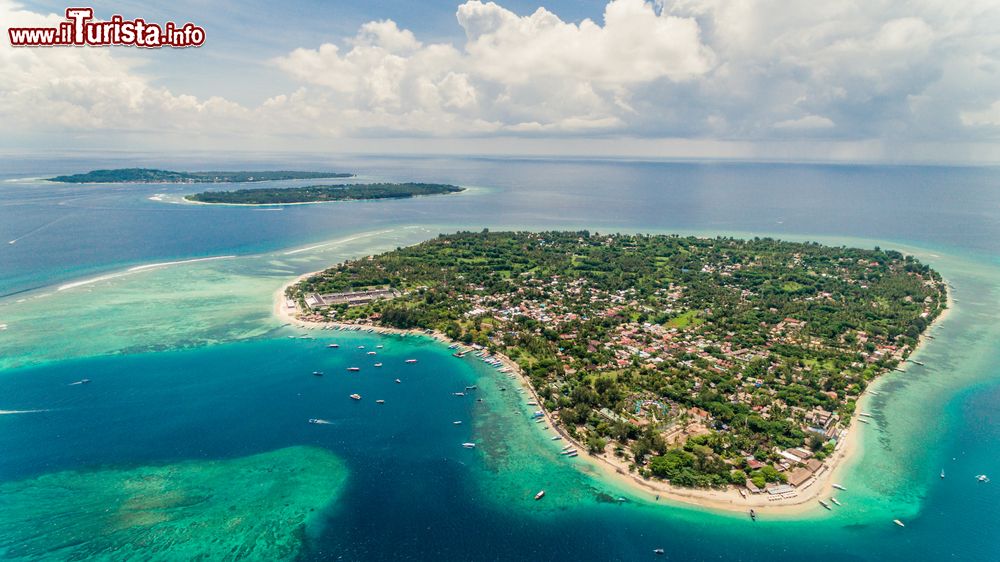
[8,7,205,48]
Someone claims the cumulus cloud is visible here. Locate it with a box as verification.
[272,0,713,133]
[2,0,1000,158]
[773,115,836,131]
[0,1,250,136]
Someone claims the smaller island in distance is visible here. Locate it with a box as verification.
[184,183,465,205]
[48,168,354,184]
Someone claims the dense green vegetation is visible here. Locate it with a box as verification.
[186,183,465,204]
[291,231,946,489]
[48,168,353,183]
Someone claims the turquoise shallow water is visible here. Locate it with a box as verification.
[1,157,999,560]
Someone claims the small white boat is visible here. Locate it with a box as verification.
[350,393,361,400]
[376,345,383,349]
[941,469,945,478]
[819,500,831,510]
[376,399,385,404]
[894,519,905,527]
[405,359,418,364]
[830,497,841,506]
[976,474,990,483]
[832,484,846,491]
[312,371,324,377]
[534,490,545,500]
[358,345,365,349]
[453,421,462,425]
[462,442,476,449]
[69,378,91,385]
[347,367,360,372]
[395,378,401,384]
[327,343,339,348]
[374,363,383,367]
[653,548,665,555]
[453,392,465,397]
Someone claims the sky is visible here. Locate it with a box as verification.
[2,0,1000,163]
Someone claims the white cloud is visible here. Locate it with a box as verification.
[271,0,713,133]
[960,100,1000,127]
[1,0,999,160]
[773,115,836,131]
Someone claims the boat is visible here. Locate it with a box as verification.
[653,549,665,555]
[453,421,462,425]
[913,360,925,366]
[347,367,360,372]
[462,442,476,449]
[308,418,325,424]
[376,399,385,404]
[350,393,361,400]
[395,378,401,384]
[312,371,324,376]
[358,345,365,349]
[69,378,91,385]
[465,385,478,390]
[819,500,832,510]
[453,392,465,397]
[859,412,873,417]
[567,452,578,457]
[941,469,945,478]
[327,343,339,348]
[534,490,545,500]
[551,435,562,440]
[374,363,383,367]
[858,418,870,424]
[749,509,756,521]
[976,474,990,483]
[894,519,905,527]
[832,484,846,491]
[405,359,418,364]
[376,345,383,348]
[831,497,842,506]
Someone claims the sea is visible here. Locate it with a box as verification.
[0,154,998,561]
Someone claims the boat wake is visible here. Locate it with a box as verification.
[0,409,49,415]
[7,213,76,246]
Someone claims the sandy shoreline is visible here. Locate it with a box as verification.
[272,271,953,517]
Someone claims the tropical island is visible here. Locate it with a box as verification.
[282,231,946,505]
[48,168,353,184]
[185,183,465,205]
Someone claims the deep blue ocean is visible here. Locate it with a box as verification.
[1,156,999,560]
